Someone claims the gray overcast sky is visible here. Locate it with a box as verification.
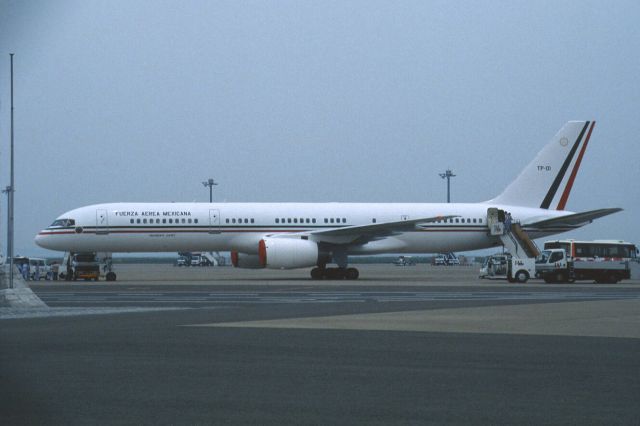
[1,0,639,256]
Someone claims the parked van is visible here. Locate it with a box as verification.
[29,258,50,280]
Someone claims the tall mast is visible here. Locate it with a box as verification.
[8,53,15,289]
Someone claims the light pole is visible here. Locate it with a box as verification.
[439,169,456,203]
[202,178,218,203]
[7,54,15,289]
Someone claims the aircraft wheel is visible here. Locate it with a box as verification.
[324,268,345,280]
[310,267,324,280]
[345,268,359,280]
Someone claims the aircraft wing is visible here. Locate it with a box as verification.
[277,215,459,245]
[523,208,622,230]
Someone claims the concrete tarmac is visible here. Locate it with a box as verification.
[2,264,640,425]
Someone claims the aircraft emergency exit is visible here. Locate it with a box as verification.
[35,120,621,280]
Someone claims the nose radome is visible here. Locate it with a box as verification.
[34,232,48,249]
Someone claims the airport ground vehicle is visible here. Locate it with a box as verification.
[58,253,101,281]
[479,253,536,283]
[393,256,415,266]
[432,253,460,266]
[29,258,50,280]
[537,240,637,283]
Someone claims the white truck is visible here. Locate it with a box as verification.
[479,253,536,283]
[535,248,632,284]
[536,240,637,284]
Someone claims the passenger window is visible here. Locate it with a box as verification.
[276,218,280,224]
[194,219,198,224]
[244,219,248,224]
[232,219,236,224]
[372,218,377,223]
[250,219,254,223]
[143,219,147,224]
[226,218,229,223]
[312,218,316,223]
[324,218,328,223]
[294,218,298,223]
[182,218,186,224]
[288,218,292,223]
[342,218,346,223]
[169,219,173,224]
[473,218,477,223]
[130,219,134,224]
[330,218,335,223]
[188,219,192,224]
[281,218,285,223]
[306,218,310,223]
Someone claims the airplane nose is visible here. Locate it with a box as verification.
[35,232,49,249]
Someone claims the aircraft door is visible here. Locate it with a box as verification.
[96,209,109,235]
[209,209,221,234]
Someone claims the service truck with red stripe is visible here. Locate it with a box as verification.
[536,240,637,283]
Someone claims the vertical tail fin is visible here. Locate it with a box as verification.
[488,120,595,210]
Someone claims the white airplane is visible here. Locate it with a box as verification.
[35,120,621,280]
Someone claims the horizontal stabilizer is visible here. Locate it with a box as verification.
[524,208,622,230]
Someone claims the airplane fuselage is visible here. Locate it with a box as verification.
[35,202,570,254]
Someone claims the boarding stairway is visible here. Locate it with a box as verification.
[502,223,540,259]
[487,208,539,259]
[201,251,226,266]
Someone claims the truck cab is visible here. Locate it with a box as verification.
[536,249,567,271]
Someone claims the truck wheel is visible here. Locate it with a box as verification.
[555,272,567,283]
[106,272,117,282]
[515,270,529,283]
[606,272,618,284]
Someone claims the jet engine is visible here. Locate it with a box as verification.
[230,251,264,269]
[259,237,320,269]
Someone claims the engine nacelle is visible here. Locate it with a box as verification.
[259,238,319,269]
[230,251,264,269]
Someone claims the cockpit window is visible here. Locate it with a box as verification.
[50,218,75,227]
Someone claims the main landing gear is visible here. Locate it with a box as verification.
[310,267,359,280]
